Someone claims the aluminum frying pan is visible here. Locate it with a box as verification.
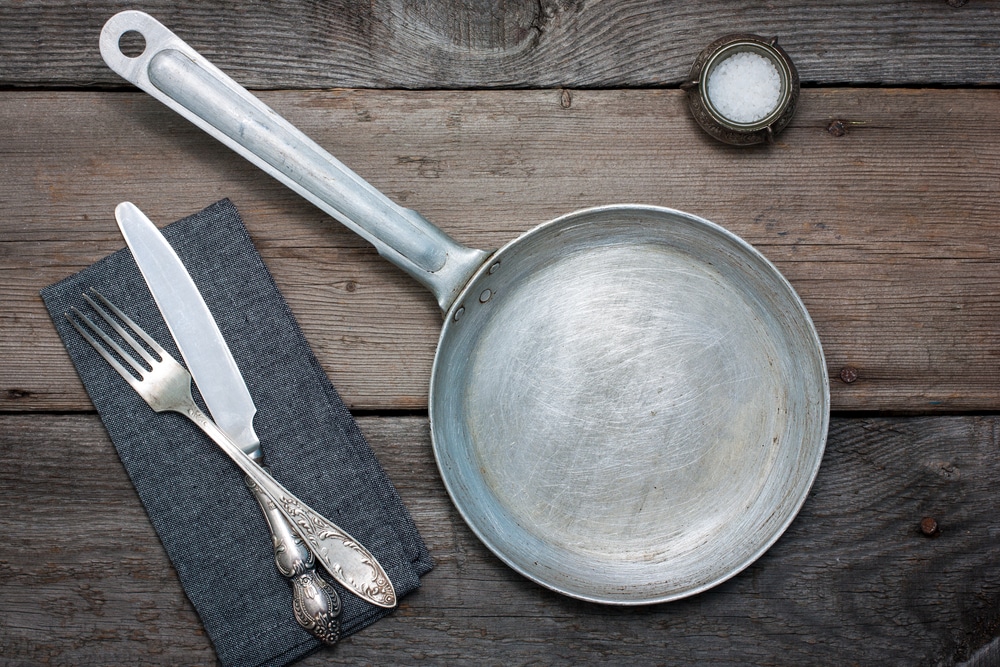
[102,11,829,604]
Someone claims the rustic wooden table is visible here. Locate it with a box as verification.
[3,2,1000,665]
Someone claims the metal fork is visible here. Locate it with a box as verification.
[66,291,397,612]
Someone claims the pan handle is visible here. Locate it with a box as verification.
[100,11,487,312]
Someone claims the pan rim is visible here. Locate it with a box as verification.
[428,203,830,605]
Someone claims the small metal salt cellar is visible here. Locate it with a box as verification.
[683,34,800,146]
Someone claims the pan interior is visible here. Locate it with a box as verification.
[430,207,828,604]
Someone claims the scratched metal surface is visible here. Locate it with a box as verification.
[429,206,830,604]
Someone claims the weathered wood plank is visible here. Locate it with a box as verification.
[2,88,999,413]
[1,414,998,665]
[1,1,998,89]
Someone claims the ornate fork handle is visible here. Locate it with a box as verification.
[182,404,397,608]
[246,471,342,643]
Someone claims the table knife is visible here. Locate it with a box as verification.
[115,202,396,619]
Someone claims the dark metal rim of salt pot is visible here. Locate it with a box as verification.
[683,34,800,146]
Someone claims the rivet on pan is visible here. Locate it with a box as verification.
[479,289,493,303]
[453,306,465,322]
[489,261,501,274]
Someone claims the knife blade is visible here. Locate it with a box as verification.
[115,201,396,612]
[116,203,257,455]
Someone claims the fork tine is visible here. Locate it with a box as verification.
[82,291,162,369]
[66,308,145,391]
[87,289,172,361]
[70,304,148,377]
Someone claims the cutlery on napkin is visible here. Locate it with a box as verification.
[41,199,433,667]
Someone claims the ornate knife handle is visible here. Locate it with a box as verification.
[247,473,342,644]
[184,405,397,608]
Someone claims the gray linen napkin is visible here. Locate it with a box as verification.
[40,199,432,667]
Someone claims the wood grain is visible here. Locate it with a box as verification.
[1,413,997,665]
[1,1,999,89]
[3,87,1000,413]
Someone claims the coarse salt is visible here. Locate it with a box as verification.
[706,51,782,124]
